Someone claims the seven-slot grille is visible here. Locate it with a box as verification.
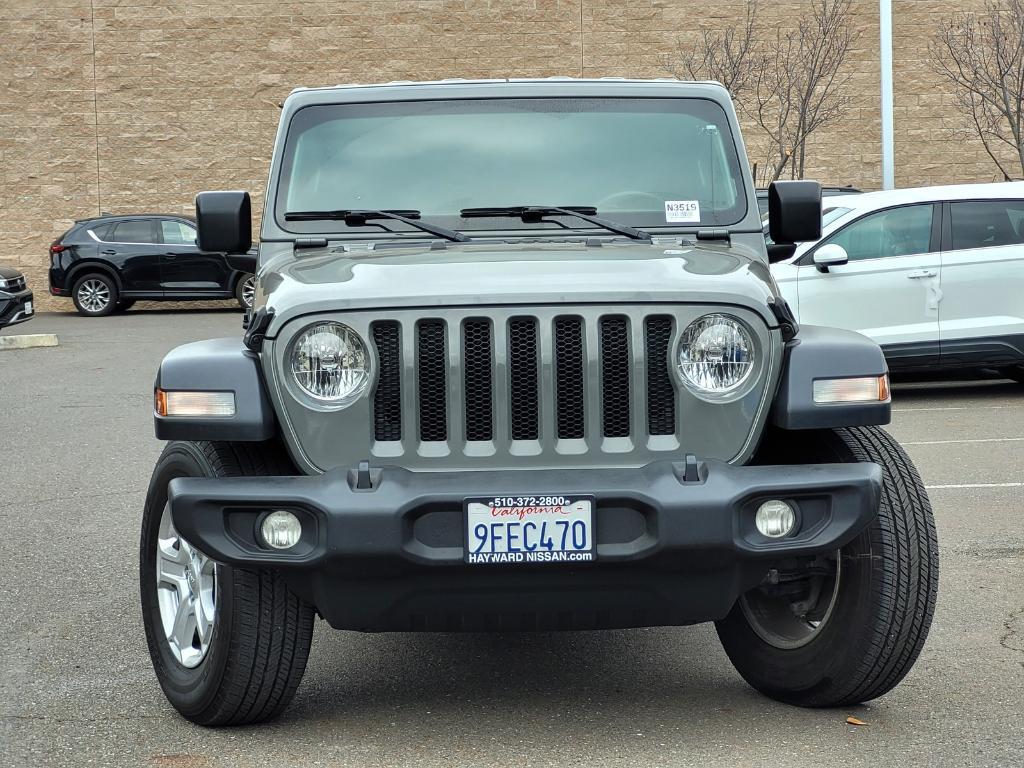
[371,312,677,448]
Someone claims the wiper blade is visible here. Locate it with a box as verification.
[460,205,651,241]
[284,209,471,243]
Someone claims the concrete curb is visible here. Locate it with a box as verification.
[0,333,60,351]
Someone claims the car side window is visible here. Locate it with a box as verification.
[819,204,933,262]
[160,220,198,246]
[949,200,1024,251]
[111,220,157,244]
[90,222,114,240]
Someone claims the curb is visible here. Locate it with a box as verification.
[0,333,60,351]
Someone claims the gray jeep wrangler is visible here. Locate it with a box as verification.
[140,78,938,726]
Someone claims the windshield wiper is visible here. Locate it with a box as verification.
[460,205,651,241]
[284,209,471,243]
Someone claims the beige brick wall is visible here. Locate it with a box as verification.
[0,0,1011,311]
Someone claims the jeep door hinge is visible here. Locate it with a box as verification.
[243,307,274,352]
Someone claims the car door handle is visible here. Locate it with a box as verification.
[906,269,937,279]
[101,249,116,255]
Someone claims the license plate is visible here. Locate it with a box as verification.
[464,495,595,565]
[24,300,33,315]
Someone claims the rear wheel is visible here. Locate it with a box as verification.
[140,440,315,725]
[72,273,117,316]
[235,274,255,309]
[716,426,938,707]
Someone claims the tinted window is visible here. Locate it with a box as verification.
[822,205,933,261]
[160,220,197,245]
[111,220,156,244]
[90,222,114,240]
[950,200,1024,251]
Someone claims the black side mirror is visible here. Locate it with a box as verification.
[768,180,822,245]
[196,191,251,253]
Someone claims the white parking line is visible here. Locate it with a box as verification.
[925,482,1024,490]
[903,437,1024,446]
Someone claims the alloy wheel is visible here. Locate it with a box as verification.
[155,502,217,668]
[241,276,256,308]
[77,279,111,313]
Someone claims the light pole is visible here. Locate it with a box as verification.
[880,0,895,189]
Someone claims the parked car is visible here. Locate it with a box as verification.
[769,182,1024,381]
[756,185,861,218]
[0,266,34,328]
[140,78,937,726]
[47,214,256,316]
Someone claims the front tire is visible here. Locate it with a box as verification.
[716,426,938,707]
[140,440,315,725]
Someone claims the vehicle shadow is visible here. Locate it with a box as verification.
[891,374,1022,405]
[281,625,781,726]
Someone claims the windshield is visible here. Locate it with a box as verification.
[276,97,748,236]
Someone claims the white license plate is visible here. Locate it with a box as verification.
[24,300,33,315]
[464,495,595,565]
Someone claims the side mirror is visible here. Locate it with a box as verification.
[768,180,822,245]
[813,243,849,273]
[196,191,251,253]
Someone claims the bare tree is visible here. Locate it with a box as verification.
[930,0,1024,180]
[753,0,856,183]
[664,1,760,100]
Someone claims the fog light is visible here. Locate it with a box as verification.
[260,510,302,550]
[755,500,796,538]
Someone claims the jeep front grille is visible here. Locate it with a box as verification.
[370,309,679,450]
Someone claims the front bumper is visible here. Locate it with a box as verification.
[0,288,34,328]
[169,459,882,632]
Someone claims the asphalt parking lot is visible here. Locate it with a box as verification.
[1,311,1022,768]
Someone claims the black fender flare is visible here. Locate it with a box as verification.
[771,325,891,430]
[154,338,276,441]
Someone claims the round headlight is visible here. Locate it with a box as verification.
[677,314,755,399]
[290,322,370,408]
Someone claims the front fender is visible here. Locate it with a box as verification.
[154,338,276,441]
[771,325,891,430]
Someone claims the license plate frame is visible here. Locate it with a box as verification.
[464,494,596,565]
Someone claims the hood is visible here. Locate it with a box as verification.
[258,239,781,335]
[0,265,24,280]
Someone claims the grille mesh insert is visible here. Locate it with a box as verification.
[600,316,631,438]
[372,322,402,441]
[554,316,585,439]
[508,317,539,440]
[644,316,676,435]
[463,319,493,441]
[417,320,448,441]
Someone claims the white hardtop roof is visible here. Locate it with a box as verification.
[289,76,722,94]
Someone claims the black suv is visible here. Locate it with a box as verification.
[48,214,256,316]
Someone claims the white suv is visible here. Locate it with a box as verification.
[770,182,1024,381]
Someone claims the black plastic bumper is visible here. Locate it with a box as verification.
[169,459,882,632]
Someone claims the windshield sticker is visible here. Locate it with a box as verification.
[665,201,701,223]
